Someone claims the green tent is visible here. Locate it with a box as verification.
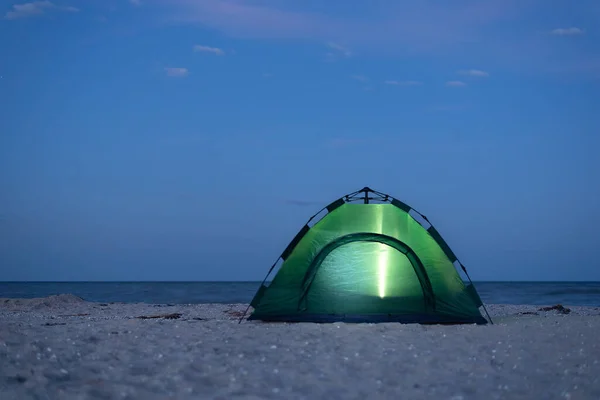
[246,187,490,325]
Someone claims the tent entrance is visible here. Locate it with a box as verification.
[298,233,436,315]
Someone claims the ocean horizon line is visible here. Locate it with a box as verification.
[2,280,599,284]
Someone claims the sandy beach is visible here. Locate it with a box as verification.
[1,295,599,400]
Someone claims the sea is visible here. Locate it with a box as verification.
[1,281,599,307]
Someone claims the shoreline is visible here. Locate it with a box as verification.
[1,293,599,320]
[1,295,599,399]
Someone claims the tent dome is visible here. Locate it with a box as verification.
[246,187,489,325]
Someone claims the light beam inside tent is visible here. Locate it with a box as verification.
[376,204,386,298]
[378,245,388,298]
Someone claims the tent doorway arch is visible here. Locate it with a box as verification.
[298,233,436,313]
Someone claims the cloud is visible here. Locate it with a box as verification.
[325,42,352,62]
[167,0,343,41]
[140,1,598,78]
[458,69,489,77]
[384,80,422,86]
[162,0,526,54]
[130,0,142,5]
[326,42,351,57]
[193,45,225,55]
[164,67,189,77]
[446,80,467,87]
[4,1,78,20]
[350,75,369,82]
[551,27,584,36]
[4,0,52,19]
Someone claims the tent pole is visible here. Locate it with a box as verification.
[238,303,253,324]
[238,258,279,324]
[363,187,369,204]
[461,264,494,324]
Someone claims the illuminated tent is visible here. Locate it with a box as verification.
[244,187,491,325]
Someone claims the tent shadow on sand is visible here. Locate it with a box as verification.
[240,187,492,325]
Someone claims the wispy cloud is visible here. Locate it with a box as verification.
[551,27,584,36]
[384,80,422,86]
[446,80,467,87]
[163,0,525,53]
[4,1,78,20]
[145,1,597,78]
[193,45,225,56]
[4,0,52,19]
[325,42,352,62]
[130,0,142,6]
[166,0,341,43]
[326,42,351,57]
[164,67,189,77]
[350,75,369,82]
[458,69,489,77]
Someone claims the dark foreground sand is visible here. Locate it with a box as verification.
[1,295,599,400]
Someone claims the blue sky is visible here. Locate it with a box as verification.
[1,0,599,282]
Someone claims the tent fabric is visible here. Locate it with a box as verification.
[249,196,488,325]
